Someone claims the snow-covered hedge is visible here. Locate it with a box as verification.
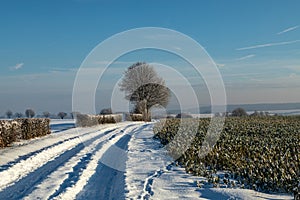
[0,120,21,147]
[16,119,51,140]
[76,114,122,127]
[125,113,144,121]
[0,119,51,148]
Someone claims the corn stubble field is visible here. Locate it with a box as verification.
[154,116,300,193]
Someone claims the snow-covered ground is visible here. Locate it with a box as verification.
[125,124,293,200]
[50,119,76,133]
[0,121,294,199]
[266,109,300,116]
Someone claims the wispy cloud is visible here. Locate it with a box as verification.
[277,25,299,35]
[94,60,135,66]
[216,63,225,68]
[284,65,300,72]
[48,67,77,73]
[10,63,24,70]
[173,46,182,51]
[236,54,255,61]
[236,40,300,51]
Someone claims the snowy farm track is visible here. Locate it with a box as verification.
[0,122,145,200]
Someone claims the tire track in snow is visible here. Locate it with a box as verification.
[53,124,143,200]
[0,125,120,192]
[0,129,96,173]
[75,124,150,200]
[0,126,106,168]
[75,134,131,200]
[26,124,136,200]
[22,127,124,200]
[0,128,119,199]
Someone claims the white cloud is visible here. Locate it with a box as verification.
[216,63,225,68]
[236,54,255,61]
[277,25,299,35]
[10,63,24,70]
[236,40,300,51]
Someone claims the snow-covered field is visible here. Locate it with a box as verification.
[0,121,293,199]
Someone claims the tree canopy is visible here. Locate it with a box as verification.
[25,109,35,118]
[119,62,170,121]
[231,107,248,117]
[58,112,67,119]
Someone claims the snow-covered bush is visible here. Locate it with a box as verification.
[125,113,143,121]
[112,114,122,123]
[16,118,51,140]
[0,120,21,147]
[98,114,122,124]
[76,114,122,127]
[0,119,50,148]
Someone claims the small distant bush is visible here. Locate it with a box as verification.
[166,115,175,119]
[125,113,144,121]
[76,114,97,127]
[70,112,80,119]
[175,113,193,118]
[14,112,23,118]
[58,112,67,119]
[231,107,248,117]
[25,109,35,118]
[100,108,113,115]
[6,110,13,119]
[43,111,51,118]
[76,113,122,127]
[250,111,269,117]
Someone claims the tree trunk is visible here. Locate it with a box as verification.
[143,99,147,121]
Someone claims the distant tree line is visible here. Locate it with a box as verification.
[2,109,72,119]
[2,107,273,120]
[5,109,36,119]
[214,107,271,117]
[2,108,119,120]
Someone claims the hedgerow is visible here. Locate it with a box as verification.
[125,113,144,121]
[0,119,50,148]
[76,114,122,127]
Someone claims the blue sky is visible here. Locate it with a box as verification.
[1,0,300,114]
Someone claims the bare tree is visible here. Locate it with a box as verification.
[70,111,80,119]
[14,112,23,118]
[100,108,112,115]
[6,110,13,119]
[231,107,248,117]
[25,109,35,118]
[58,112,67,119]
[119,62,170,121]
[43,111,51,118]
